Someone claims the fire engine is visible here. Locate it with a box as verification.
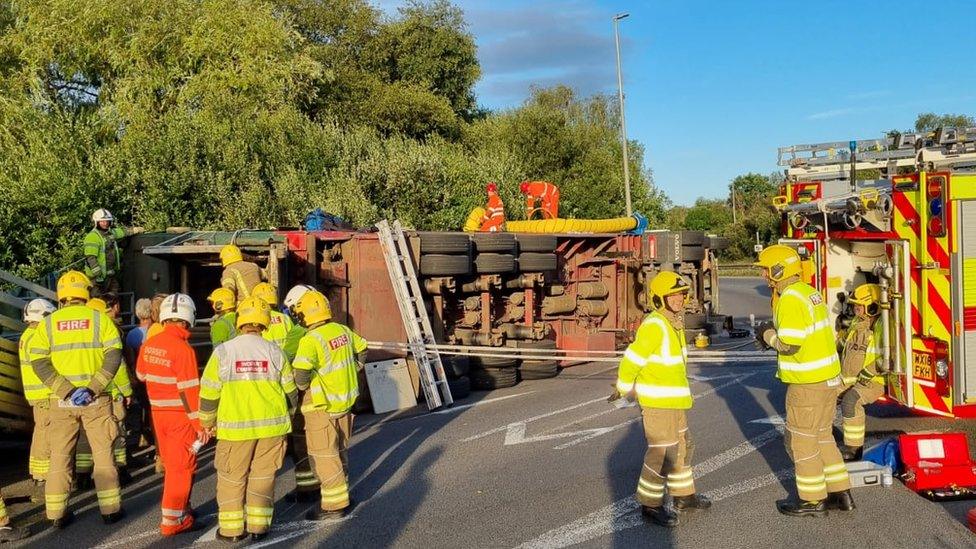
[774,127,976,417]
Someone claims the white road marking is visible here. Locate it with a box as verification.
[750,415,786,425]
[430,392,536,415]
[461,396,608,442]
[702,468,794,501]
[692,426,783,479]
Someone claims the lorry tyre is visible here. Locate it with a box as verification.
[447,376,471,399]
[419,232,471,254]
[515,234,558,253]
[517,253,558,272]
[444,356,470,378]
[420,254,471,276]
[472,355,518,369]
[472,233,517,254]
[471,367,519,390]
[474,253,516,274]
[519,360,559,379]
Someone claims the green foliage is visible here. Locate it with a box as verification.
[0,0,668,281]
[914,113,975,132]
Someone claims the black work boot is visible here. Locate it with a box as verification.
[0,525,29,542]
[641,505,679,527]
[306,506,349,521]
[286,490,320,504]
[215,531,248,543]
[102,508,126,525]
[673,494,712,512]
[117,467,133,487]
[839,445,863,462]
[777,499,828,517]
[50,511,75,530]
[826,490,856,511]
[74,473,93,492]
[251,532,268,542]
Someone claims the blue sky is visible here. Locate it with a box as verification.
[378,0,976,206]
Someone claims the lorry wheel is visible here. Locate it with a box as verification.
[519,360,559,379]
[420,254,471,276]
[474,253,516,274]
[447,376,471,399]
[471,367,519,390]
[515,234,558,253]
[419,232,471,254]
[517,253,558,272]
[472,355,518,369]
[444,356,470,378]
[472,233,517,254]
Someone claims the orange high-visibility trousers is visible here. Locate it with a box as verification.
[152,410,198,535]
[522,182,559,219]
[480,194,506,232]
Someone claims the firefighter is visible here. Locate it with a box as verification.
[29,271,125,528]
[207,288,238,346]
[135,293,206,536]
[199,297,299,542]
[219,244,266,302]
[252,283,304,359]
[0,490,29,542]
[479,182,506,232]
[83,208,142,296]
[613,271,710,527]
[291,290,368,520]
[754,245,853,516]
[839,283,886,461]
[20,298,57,502]
[281,284,318,501]
[520,180,560,220]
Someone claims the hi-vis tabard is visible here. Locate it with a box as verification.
[774,281,841,384]
[293,322,367,414]
[262,310,294,350]
[615,311,691,409]
[29,304,122,394]
[199,334,296,441]
[19,326,51,404]
[842,319,885,385]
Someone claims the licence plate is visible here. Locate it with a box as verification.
[913,353,933,380]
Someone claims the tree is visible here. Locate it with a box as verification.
[915,113,974,132]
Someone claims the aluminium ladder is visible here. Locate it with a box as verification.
[376,219,453,410]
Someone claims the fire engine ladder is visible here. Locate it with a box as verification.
[376,219,453,410]
[778,126,976,181]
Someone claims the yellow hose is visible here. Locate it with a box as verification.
[505,217,637,234]
[463,207,485,232]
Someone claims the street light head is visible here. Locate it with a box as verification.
[613,13,630,21]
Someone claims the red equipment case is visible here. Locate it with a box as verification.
[899,432,976,500]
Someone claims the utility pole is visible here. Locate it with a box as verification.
[731,183,737,224]
[613,13,632,217]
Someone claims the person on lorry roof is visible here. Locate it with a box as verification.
[613,271,711,528]
[754,245,854,517]
[83,208,143,296]
[520,181,560,220]
[838,283,887,462]
[219,244,266,303]
[479,182,506,232]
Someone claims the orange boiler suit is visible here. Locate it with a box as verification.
[480,190,506,232]
[521,181,560,219]
[136,323,202,536]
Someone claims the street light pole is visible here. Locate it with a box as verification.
[613,13,633,217]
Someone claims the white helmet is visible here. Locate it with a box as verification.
[283,284,315,309]
[92,208,114,223]
[23,298,56,323]
[160,293,196,326]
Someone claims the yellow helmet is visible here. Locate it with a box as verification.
[292,290,332,327]
[754,244,802,282]
[648,271,690,309]
[252,282,278,307]
[849,283,881,315]
[87,298,108,312]
[57,270,91,302]
[220,244,243,267]
[236,296,271,329]
[207,287,236,313]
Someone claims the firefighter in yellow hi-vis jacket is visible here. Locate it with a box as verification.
[839,283,887,461]
[29,271,125,528]
[614,271,710,528]
[199,297,299,543]
[754,245,852,517]
[290,290,368,520]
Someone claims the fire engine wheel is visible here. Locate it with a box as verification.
[474,253,516,274]
[472,232,517,254]
[519,360,559,379]
[471,367,519,390]
[420,254,471,276]
[515,234,558,253]
[680,246,706,262]
[684,313,708,330]
[706,236,729,251]
[419,232,471,254]
[444,356,470,379]
[472,354,518,369]
[447,376,471,399]
[517,253,558,272]
[679,231,706,246]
